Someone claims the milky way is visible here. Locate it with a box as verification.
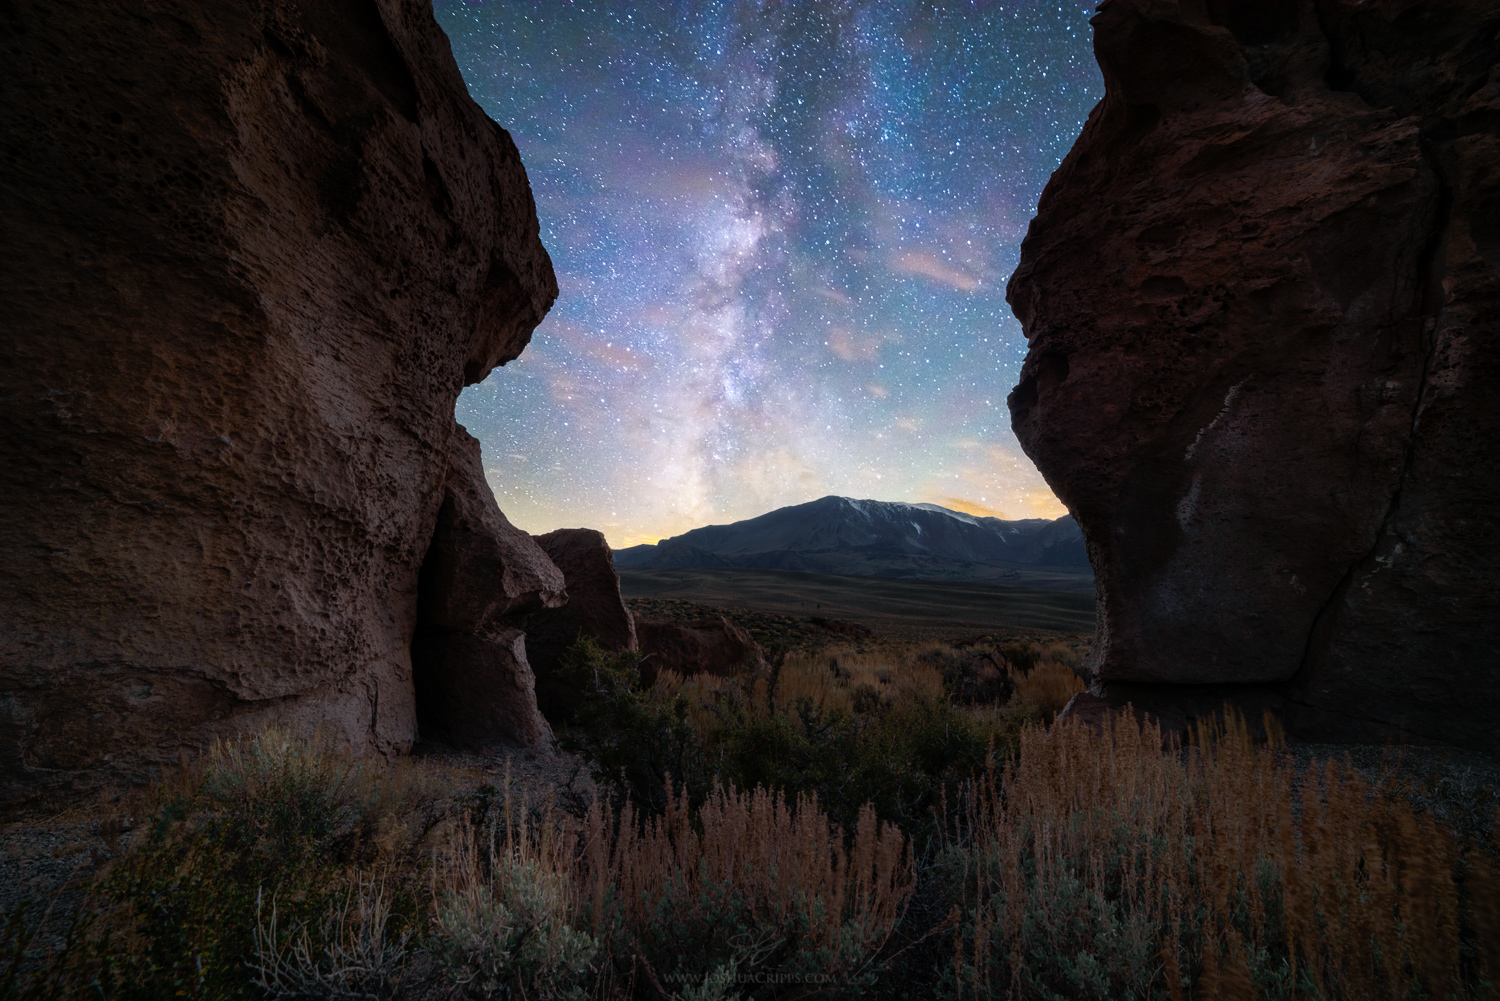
[433,1,1103,545]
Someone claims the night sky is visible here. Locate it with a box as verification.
[432,1,1103,546]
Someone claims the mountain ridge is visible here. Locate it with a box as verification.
[613,496,1091,588]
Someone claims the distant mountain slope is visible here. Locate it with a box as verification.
[614,496,1091,586]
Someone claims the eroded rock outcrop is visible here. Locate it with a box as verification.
[412,629,552,749]
[411,430,563,748]
[0,0,557,801]
[522,529,638,722]
[1007,0,1499,749]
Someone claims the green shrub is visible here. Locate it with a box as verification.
[433,853,597,1000]
[71,730,444,1000]
[552,636,707,814]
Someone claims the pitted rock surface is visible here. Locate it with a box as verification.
[1007,0,1500,749]
[0,0,557,802]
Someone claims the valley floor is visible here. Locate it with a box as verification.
[618,566,1096,640]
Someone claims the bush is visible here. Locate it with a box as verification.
[433,836,597,1000]
[251,875,412,1000]
[60,729,445,1000]
[426,765,912,1000]
[477,780,914,999]
[552,636,707,815]
[1011,657,1085,721]
[601,784,911,998]
[8,650,1496,1000]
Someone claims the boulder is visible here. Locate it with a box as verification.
[1007,0,1499,749]
[0,0,557,803]
[522,529,638,721]
[410,430,563,747]
[635,615,767,684]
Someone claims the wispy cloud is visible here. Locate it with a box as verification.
[890,249,982,292]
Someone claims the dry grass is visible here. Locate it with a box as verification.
[774,644,976,711]
[774,640,1082,722]
[654,641,956,725]
[431,815,597,999]
[252,875,412,1000]
[652,667,772,734]
[0,728,453,1001]
[11,691,1498,999]
[583,783,911,949]
[436,769,914,996]
[943,711,1500,1000]
[1011,657,1085,720]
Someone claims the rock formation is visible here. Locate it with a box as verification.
[0,0,558,803]
[1007,0,1499,750]
[411,430,564,748]
[635,616,767,685]
[412,628,552,750]
[523,529,638,722]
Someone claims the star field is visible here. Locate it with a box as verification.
[432,0,1103,545]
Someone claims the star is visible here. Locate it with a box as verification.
[433,0,1103,546]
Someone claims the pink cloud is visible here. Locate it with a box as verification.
[890,250,981,292]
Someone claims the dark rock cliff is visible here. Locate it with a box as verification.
[0,0,559,802]
[1008,0,1499,749]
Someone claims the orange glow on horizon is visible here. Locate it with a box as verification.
[932,496,1008,519]
[926,491,1069,522]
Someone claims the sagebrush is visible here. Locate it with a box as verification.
[937,712,1500,1000]
[4,643,1497,1000]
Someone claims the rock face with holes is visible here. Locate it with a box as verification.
[0,0,558,803]
[1007,0,1500,749]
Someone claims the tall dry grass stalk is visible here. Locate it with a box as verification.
[437,776,915,994]
[582,783,911,950]
[945,711,1500,1000]
[252,876,411,1000]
